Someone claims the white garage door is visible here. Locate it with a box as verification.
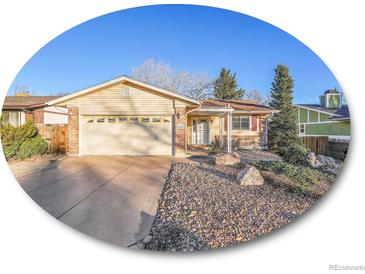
[82,116,173,155]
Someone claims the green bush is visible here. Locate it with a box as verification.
[253,160,335,187]
[282,144,309,166]
[17,135,48,159]
[208,138,221,154]
[0,121,48,160]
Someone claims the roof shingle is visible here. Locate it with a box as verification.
[3,96,60,109]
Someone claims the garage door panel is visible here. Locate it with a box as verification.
[82,117,172,155]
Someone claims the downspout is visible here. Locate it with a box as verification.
[184,102,202,156]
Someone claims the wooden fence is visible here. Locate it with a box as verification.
[300,136,329,156]
[36,124,67,153]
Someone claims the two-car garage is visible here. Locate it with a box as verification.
[81,115,173,155]
[46,76,200,156]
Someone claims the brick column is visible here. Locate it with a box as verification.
[67,107,79,155]
[174,107,187,156]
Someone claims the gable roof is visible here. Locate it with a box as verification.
[46,75,200,106]
[3,96,61,110]
[201,99,277,112]
[296,104,350,119]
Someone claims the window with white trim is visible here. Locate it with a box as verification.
[107,117,116,123]
[232,116,250,130]
[96,118,105,123]
[152,117,161,123]
[299,124,305,134]
[141,117,150,123]
[118,117,128,123]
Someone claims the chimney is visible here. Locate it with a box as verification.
[15,90,31,97]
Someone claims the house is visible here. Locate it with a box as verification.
[1,94,68,126]
[296,89,350,158]
[45,75,277,156]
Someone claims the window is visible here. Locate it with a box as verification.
[122,87,130,96]
[86,118,94,123]
[107,117,116,123]
[163,117,171,123]
[299,124,305,134]
[129,117,138,123]
[96,117,105,123]
[232,116,250,130]
[118,117,128,123]
[1,111,20,126]
[152,117,161,123]
[141,117,150,123]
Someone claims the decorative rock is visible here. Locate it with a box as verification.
[307,152,323,168]
[210,153,241,165]
[143,235,153,244]
[316,155,336,166]
[236,165,264,186]
[307,152,316,166]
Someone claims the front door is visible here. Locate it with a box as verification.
[192,118,209,145]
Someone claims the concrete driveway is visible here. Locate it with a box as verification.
[14,156,172,246]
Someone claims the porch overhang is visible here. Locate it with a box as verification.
[189,107,234,115]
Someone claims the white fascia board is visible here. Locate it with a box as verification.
[295,105,341,116]
[233,109,279,114]
[195,108,235,113]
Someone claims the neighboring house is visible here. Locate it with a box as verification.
[45,75,277,156]
[296,89,350,159]
[1,94,68,126]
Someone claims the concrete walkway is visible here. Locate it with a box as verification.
[14,156,172,246]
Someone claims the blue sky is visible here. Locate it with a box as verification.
[9,4,341,104]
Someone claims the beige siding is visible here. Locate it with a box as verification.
[62,82,190,115]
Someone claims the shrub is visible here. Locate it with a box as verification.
[282,144,309,166]
[0,121,48,160]
[17,136,48,159]
[208,138,221,154]
[253,160,335,186]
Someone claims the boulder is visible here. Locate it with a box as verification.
[315,155,343,175]
[307,152,323,168]
[317,155,336,166]
[143,235,153,244]
[236,165,264,186]
[210,153,241,165]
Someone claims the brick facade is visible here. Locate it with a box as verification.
[174,107,187,156]
[33,109,44,123]
[67,107,79,155]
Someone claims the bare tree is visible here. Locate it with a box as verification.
[243,89,270,105]
[131,58,213,99]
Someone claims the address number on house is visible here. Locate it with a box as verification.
[176,124,186,129]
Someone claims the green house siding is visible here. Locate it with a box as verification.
[305,122,350,136]
[309,110,318,122]
[320,112,330,122]
[299,108,308,123]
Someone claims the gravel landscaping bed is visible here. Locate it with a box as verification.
[144,161,318,252]
[237,149,282,164]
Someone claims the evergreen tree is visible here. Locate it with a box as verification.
[268,65,298,152]
[213,68,244,100]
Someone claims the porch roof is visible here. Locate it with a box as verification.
[192,99,277,115]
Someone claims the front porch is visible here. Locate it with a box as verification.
[185,108,270,156]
